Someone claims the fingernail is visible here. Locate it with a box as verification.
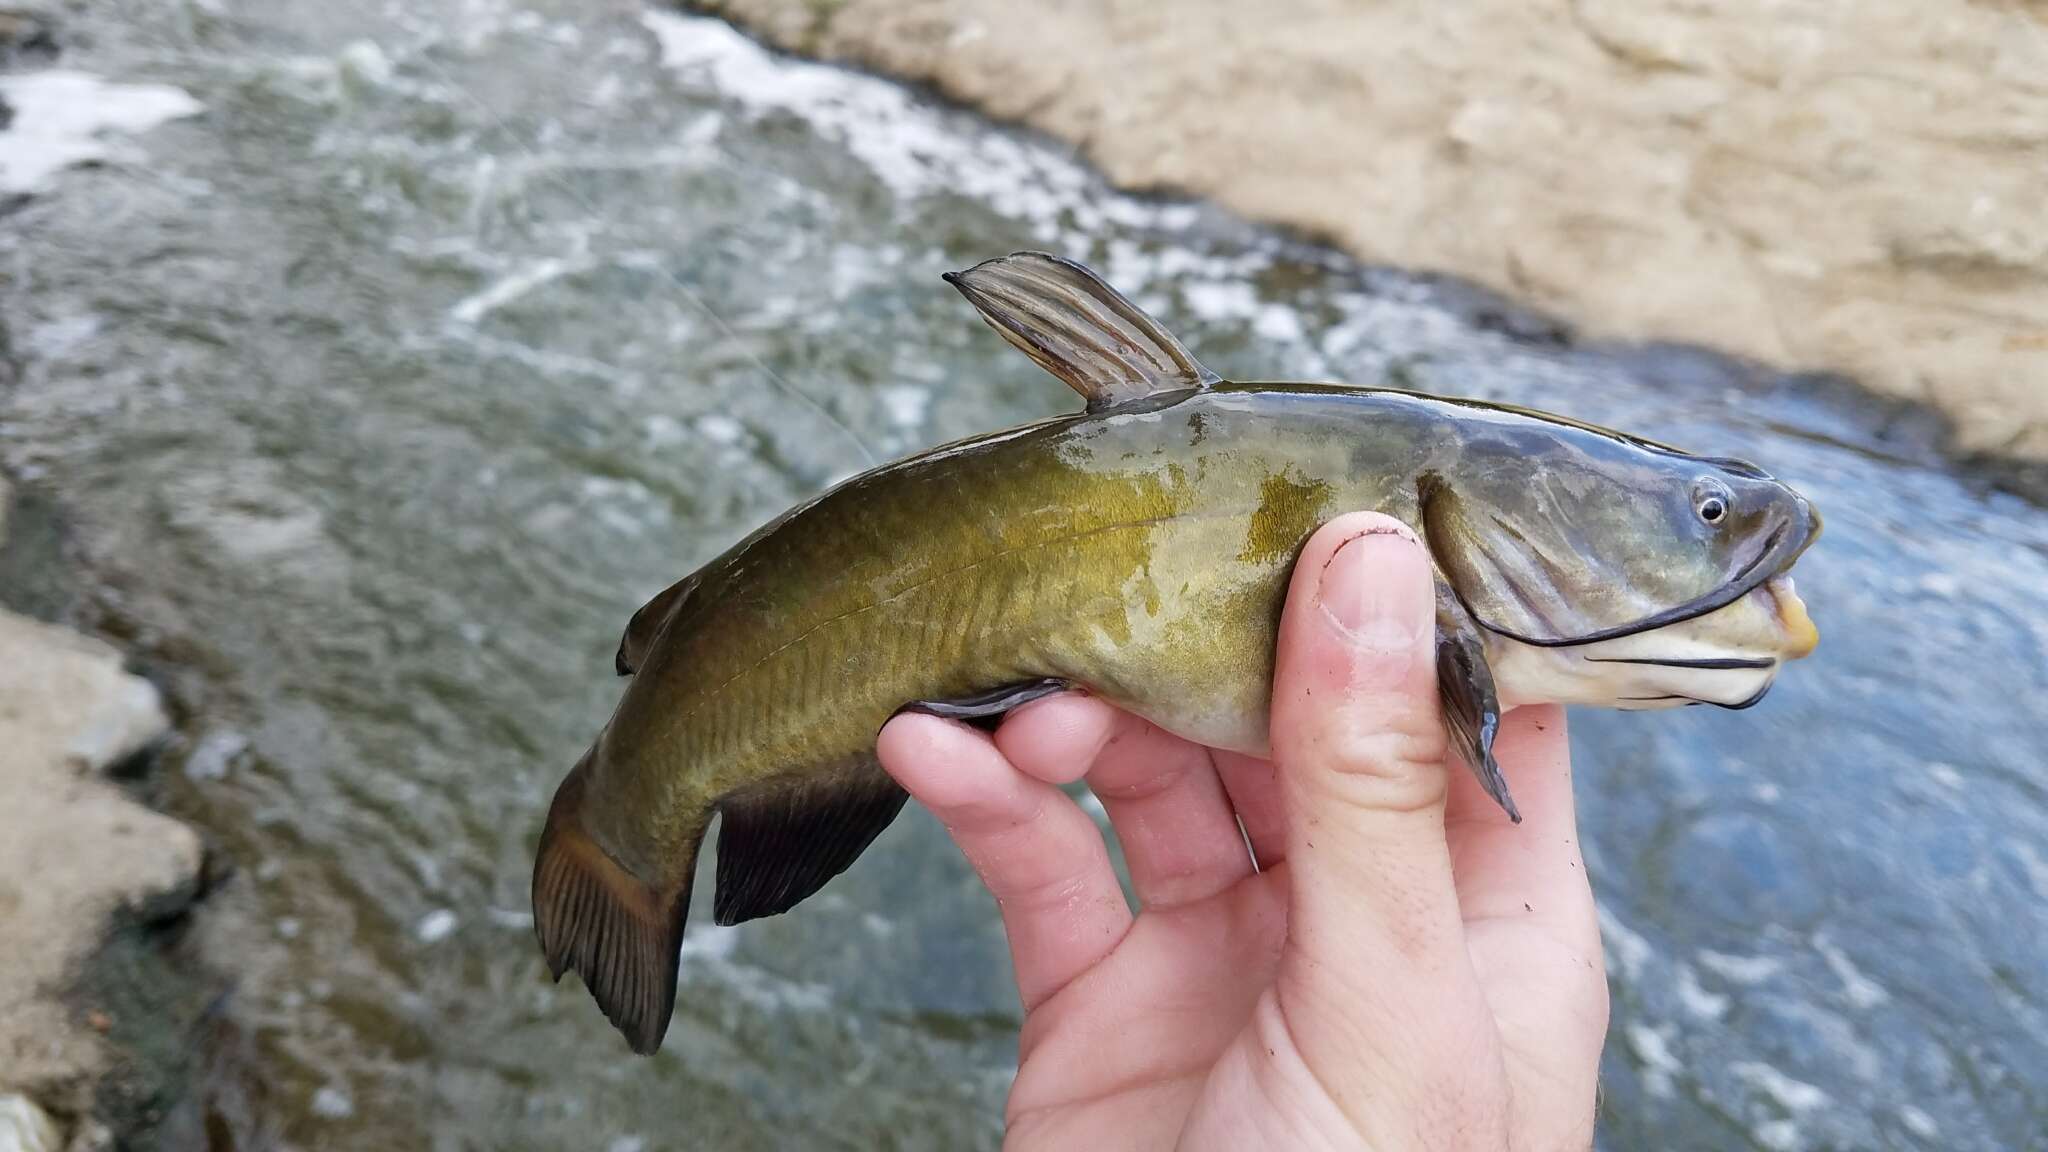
[1317,527,1429,665]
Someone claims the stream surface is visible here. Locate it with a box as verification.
[1,2,2044,1149]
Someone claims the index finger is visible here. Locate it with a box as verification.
[1444,704,1598,953]
[1445,703,1608,1135]
[875,713,1132,1010]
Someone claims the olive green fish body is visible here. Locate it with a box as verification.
[535,255,1821,1055]
[605,388,1421,811]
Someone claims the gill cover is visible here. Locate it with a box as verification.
[1419,435,1818,648]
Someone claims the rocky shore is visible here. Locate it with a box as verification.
[0,475,214,1150]
[696,0,2048,469]
[1,16,229,1146]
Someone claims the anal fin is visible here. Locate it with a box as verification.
[712,758,909,926]
[1436,579,1521,823]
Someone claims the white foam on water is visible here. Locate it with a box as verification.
[1732,1059,1834,1148]
[2011,839,2048,900]
[1597,905,1655,981]
[875,385,930,429]
[1731,1061,1831,1113]
[1898,1105,1939,1140]
[415,908,460,943]
[24,314,102,359]
[1675,963,1730,1020]
[679,923,834,1014]
[1181,280,1261,323]
[678,921,740,961]
[1812,933,1888,1010]
[1753,1118,1801,1151]
[577,476,667,536]
[1698,948,1784,985]
[629,9,1517,411]
[1625,1023,1681,1099]
[1253,303,1306,343]
[337,39,396,88]
[0,70,203,194]
[695,414,747,444]
[485,907,534,930]
[643,414,688,448]
[185,729,251,781]
[310,1085,355,1120]
[638,11,1196,248]
[449,256,588,324]
[1917,571,1959,598]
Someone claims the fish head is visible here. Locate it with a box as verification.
[1424,422,1821,708]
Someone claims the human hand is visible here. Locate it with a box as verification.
[875,512,1609,1150]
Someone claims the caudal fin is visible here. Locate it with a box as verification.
[532,757,700,1054]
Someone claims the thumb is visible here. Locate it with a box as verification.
[1271,512,1452,854]
[1269,514,1498,1122]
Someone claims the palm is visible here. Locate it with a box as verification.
[1007,860,1286,1146]
[1005,741,1602,1150]
[882,710,1605,1151]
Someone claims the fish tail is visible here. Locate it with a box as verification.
[531,748,702,1055]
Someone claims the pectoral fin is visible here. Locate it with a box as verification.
[1436,580,1520,824]
[944,252,1220,412]
[898,677,1070,731]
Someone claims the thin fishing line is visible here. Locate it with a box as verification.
[406,22,877,467]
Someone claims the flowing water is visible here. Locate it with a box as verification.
[1,1,2044,1148]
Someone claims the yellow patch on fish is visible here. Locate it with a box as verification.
[1238,467,1333,565]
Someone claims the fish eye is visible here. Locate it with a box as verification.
[1692,477,1733,525]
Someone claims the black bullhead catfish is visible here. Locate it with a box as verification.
[534,253,1821,1052]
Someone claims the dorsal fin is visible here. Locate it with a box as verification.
[944,252,1220,412]
[614,574,697,676]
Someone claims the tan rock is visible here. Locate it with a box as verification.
[703,0,2048,461]
[0,610,198,1106]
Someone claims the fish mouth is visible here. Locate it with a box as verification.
[1558,572,1815,710]
[1765,575,1819,659]
[1507,493,1821,650]
[1587,576,1817,670]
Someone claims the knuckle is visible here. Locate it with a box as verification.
[1319,701,1447,780]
